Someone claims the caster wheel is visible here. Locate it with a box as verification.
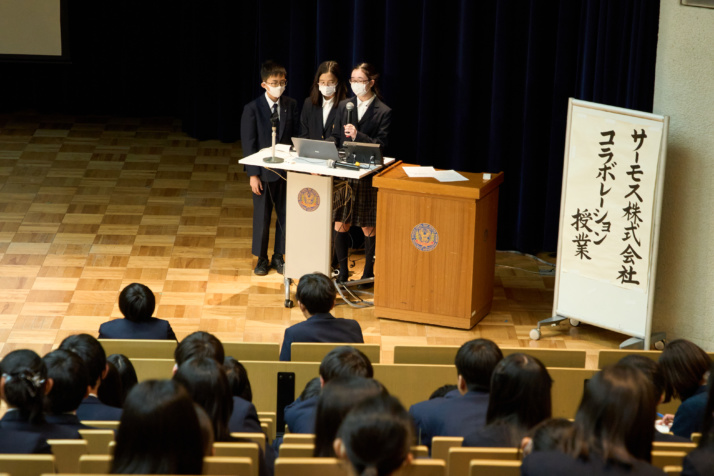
[530,328,541,341]
[654,339,666,350]
[569,319,581,327]
[284,299,294,308]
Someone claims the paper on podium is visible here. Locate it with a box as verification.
[403,166,436,177]
[433,170,468,182]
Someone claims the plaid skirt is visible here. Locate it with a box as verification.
[333,176,377,227]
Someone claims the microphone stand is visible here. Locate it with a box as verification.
[263,118,284,164]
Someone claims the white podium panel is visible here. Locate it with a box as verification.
[285,171,333,280]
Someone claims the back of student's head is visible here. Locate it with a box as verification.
[224,356,252,403]
[525,418,574,455]
[59,333,106,387]
[617,354,664,402]
[659,339,711,402]
[0,349,49,424]
[175,331,224,366]
[173,357,233,441]
[572,365,656,465]
[486,353,552,438]
[429,384,457,400]
[454,339,503,392]
[112,379,203,475]
[296,273,336,314]
[319,346,373,383]
[299,377,322,401]
[109,353,138,403]
[314,377,387,457]
[336,394,413,476]
[98,354,138,408]
[43,349,89,414]
[261,60,287,82]
[118,283,156,322]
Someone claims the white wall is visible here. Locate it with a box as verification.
[652,1,714,350]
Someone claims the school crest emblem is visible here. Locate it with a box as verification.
[411,223,439,252]
[297,188,320,212]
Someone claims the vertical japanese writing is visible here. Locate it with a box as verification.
[617,129,647,285]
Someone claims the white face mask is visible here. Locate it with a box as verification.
[266,84,285,98]
[351,82,369,97]
[319,84,337,97]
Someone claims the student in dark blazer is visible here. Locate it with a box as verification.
[409,339,503,450]
[330,63,391,285]
[299,61,348,140]
[681,368,714,476]
[43,349,98,431]
[240,60,299,276]
[279,273,364,361]
[98,283,176,340]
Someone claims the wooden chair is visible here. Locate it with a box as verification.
[223,342,281,361]
[48,438,89,473]
[212,443,260,476]
[275,457,347,476]
[691,432,702,444]
[447,447,520,476]
[230,432,266,452]
[81,420,120,430]
[282,433,315,445]
[393,345,587,368]
[652,441,696,454]
[129,358,175,381]
[239,361,321,414]
[203,456,253,476]
[99,338,177,359]
[279,443,315,458]
[394,459,446,476]
[290,343,381,363]
[547,368,597,419]
[78,429,115,454]
[0,454,54,476]
[468,459,521,476]
[78,454,112,473]
[597,350,714,369]
[257,412,276,441]
[431,436,463,462]
[651,451,687,469]
[411,445,429,458]
[663,465,683,475]
[372,364,455,411]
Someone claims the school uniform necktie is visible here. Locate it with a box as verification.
[270,104,280,131]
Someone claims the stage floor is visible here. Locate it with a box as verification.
[0,113,625,366]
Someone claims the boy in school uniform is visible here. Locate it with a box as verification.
[240,60,298,275]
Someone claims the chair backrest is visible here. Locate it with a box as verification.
[372,364,455,410]
[279,443,315,458]
[282,434,316,445]
[393,345,587,368]
[651,450,688,469]
[212,442,260,476]
[238,361,321,414]
[0,454,54,476]
[662,465,683,476]
[130,358,175,381]
[257,412,277,441]
[223,342,281,361]
[468,459,521,476]
[447,447,520,476]
[203,456,253,476]
[691,433,702,444]
[411,445,429,458]
[99,338,177,359]
[78,429,115,454]
[394,459,446,476]
[80,420,120,430]
[291,343,381,363]
[652,441,697,454]
[229,432,266,452]
[275,457,348,476]
[78,454,112,474]
[597,350,714,369]
[48,438,89,473]
[431,436,463,462]
[547,368,597,419]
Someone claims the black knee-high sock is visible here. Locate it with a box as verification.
[362,234,375,279]
[335,230,350,282]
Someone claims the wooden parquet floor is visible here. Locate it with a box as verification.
[0,113,625,366]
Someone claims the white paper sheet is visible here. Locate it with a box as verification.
[433,170,468,182]
[403,166,436,177]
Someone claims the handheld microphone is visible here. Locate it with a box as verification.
[346,102,355,126]
[327,159,361,171]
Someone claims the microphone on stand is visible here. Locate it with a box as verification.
[263,114,284,163]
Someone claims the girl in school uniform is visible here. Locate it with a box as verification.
[299,60,348,140]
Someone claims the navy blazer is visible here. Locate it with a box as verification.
[462,423,519,448]
[682,447,714,476]
[284,395,318,434]
[671,386,707,439]
[98,317,176,340]
[228,396,263,434]
[46,413,99,432]
[76,396,123,421]
[279,312,364,361]
[522,451,665,476]
[299,97,338,140]
[330,96,391,149]
[240,94,299,182]
[0,428,50,454]
[409,390,489,449]
[0,410,81,444]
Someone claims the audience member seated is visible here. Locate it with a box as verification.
[428,384,459,400]
[59,333,123,421]
[42,349,96,431]
[195,403,215,456]
[521,365,664,476]
[279,272,364,361]
[521,418,573,456]
[111,379,204,474]
[659,339,712,439]
[0,349,79,451]
[98,283,177,340]
[313,377,386,457]
[618,354,689,442]
[284,345,374,435]
[335,394,414,476]
[682,367,714,476]
[225,356,253,403]
[298,376,322,401]
[409,338,503,449]
[98,353,138,408]
[462,352,552,448]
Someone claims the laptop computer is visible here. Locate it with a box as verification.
[291,137,340,161]
[344,141,384,166]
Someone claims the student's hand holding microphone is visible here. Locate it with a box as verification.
[344,123,358,140]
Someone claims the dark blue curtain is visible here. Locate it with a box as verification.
[0,0,660,253]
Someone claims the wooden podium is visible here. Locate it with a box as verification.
[372,163,504,329]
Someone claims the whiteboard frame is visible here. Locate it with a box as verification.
[552,99,669,349]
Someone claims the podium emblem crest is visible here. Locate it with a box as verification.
[297,187,320,212]
[411,223,439,252]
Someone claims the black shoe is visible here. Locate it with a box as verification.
[254,257,270,276]
[270,254,285,275]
